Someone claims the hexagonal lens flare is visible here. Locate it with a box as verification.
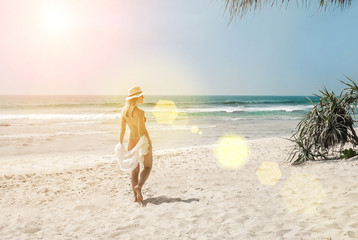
[153,100,179,124]
[280,173,326,215]
[214,135,249,170]
[256,161,282,186]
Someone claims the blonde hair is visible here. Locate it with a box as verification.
[122,97,141,119]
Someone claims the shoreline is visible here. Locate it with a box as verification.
[0,136,293,175]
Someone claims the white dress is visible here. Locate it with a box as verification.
[114,135,149,172]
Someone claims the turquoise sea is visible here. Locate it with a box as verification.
[0,95,319,118]
[0,95,321,157]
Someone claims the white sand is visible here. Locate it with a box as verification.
[1,137,358,239]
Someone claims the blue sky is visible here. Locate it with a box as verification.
[1,0,357,95]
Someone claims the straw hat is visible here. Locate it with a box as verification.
[126,86,144,100]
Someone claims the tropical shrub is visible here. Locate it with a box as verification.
[340,148,358,159]
[288,77,358,165]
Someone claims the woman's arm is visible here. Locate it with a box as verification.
[119,116,126,144]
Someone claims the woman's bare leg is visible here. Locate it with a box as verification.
[131,164,140,202]
[128,140,140,202]
[134,148,153,203]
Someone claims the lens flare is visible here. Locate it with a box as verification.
[191,125,199,133]
[153,100,178,124]
[280,173,326,215]
[214,135,249,169]
[256,161,282,186]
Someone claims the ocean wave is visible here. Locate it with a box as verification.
[0,103,122,109]
[202,100,317,105]
[221,116,305,121]
[0,98,318,109]
[0,130,119,141]
[150,124,217,131]
[0,124,218,141]
[0,113,121,120]
[0,102,160,109]
[0,105,312,121]
[169,105,313,113]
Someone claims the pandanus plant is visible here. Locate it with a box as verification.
[288,77,358,165]
[224,0,353,19]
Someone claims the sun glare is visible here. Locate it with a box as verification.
[215,135,249,170]
[42,4,71,34]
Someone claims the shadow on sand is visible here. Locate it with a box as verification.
[142,195,199,207]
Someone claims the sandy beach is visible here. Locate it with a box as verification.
[1,137,358,240]
[1,0,358,238]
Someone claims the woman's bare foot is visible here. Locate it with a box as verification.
[134,185,143,203]
[133,192,138,202]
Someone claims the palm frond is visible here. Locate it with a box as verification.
[224,0,352,19]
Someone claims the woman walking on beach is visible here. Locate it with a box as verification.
[116,86,153,203]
